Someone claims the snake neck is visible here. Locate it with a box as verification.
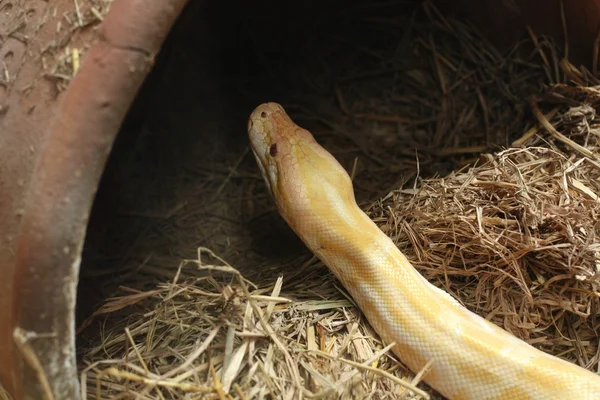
[288,198,422,292]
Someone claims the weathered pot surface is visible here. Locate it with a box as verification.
[0,0,188,398]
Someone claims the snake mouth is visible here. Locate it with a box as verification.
[248,127,277,200]
[248,103,283,200]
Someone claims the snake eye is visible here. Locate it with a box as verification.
[269,143,278,157]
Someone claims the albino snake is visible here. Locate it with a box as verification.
[248,102,600,399]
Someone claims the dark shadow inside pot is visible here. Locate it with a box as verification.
[78,0,428,329]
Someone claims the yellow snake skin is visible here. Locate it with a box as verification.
[248,102,600,399]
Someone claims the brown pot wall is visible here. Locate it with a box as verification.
[437,0,600,66]
[0,0,188,399]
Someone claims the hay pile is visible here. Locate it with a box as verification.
[77,3,600,400]
[368,83,600,368]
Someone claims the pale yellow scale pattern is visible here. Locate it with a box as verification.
[248,102,600,399]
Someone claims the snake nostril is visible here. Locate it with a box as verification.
[260,111,267,118]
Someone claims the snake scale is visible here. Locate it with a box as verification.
[248,102,600,399]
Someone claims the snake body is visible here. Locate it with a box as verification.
[248,102,600,399]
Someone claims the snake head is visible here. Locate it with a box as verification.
[248,103,315,216]
[248,102,355,227]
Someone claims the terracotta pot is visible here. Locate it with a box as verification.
[0,0,188,398]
